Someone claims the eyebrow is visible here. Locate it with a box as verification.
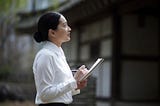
[62,21,67,24]
[61,21,68,26]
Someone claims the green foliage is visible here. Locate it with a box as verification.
[52,0,60,10]
[16,0,27,10]
[0,65,12,80]
[0,0,12,15]
[0,0,27,16]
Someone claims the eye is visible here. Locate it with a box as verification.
[63,23,68,27]
[62,22,68,27]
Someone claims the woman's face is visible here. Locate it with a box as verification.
[54,15,71,43]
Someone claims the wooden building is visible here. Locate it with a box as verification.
[59,0,160,106]
[16,0,160,106]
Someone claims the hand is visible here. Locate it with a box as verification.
[76,79,87,90]
[74,65,88,81]
[74,65,88,90]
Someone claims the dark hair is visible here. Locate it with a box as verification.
[33,12,61,43]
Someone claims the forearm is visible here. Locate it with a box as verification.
[39,79,77,102]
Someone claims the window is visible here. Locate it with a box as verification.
[90,41,101,59]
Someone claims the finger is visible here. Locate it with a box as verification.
[79,65,85,70]
[80,81,87,87]
[81,68,88,74]
[83,68,88,72]
[78,65,86,75]
[82,79,87,83]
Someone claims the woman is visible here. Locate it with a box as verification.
[32,12,88,106]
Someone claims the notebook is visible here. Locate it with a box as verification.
[79,58,104,81]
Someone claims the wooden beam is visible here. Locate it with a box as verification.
[118,0,160,14]
[111,6,122,106]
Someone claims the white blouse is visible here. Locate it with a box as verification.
[33,41,78,104]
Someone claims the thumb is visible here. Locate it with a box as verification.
[79,65,85,70]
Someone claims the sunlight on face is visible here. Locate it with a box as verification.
[54,15,71,43]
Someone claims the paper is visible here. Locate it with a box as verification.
[79,58,104,81]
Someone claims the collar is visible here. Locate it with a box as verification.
[43,41,63,55]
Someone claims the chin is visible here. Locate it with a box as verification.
[64,38,70,43]
[67,37,71,41]
[67,39,71,42]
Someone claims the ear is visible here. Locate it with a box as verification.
[49,29,56,37]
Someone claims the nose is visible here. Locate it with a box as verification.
[68,26,71,32]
